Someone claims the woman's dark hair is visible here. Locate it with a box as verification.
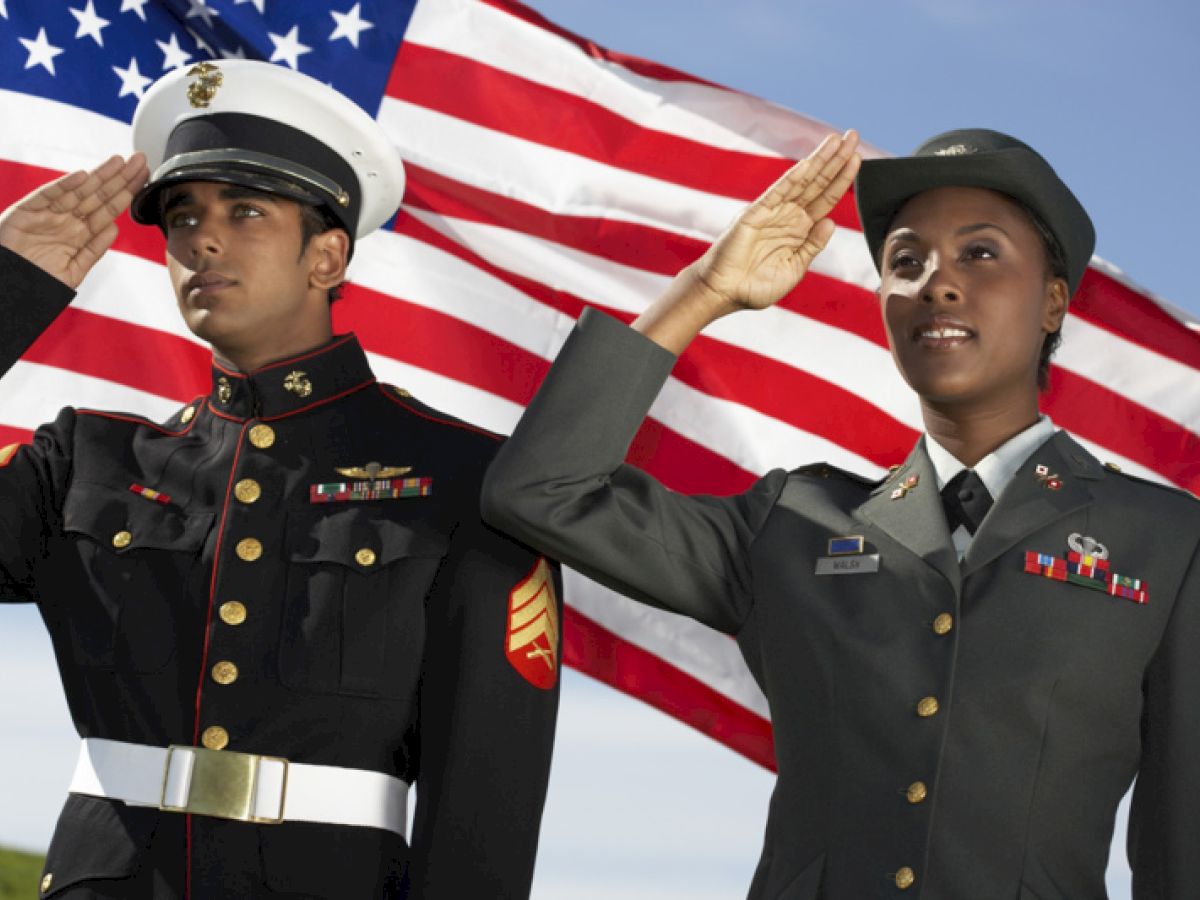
[1012,199,1069,391]
[299,203,346,303]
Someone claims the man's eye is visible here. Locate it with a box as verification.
[888,250,920,270]
[965,244,996,260]
[166,212,197,229]
[233,204,264,218]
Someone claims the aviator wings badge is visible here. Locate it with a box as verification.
[505,557,560,690]
[336,462,413,481]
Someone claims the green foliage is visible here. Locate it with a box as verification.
[0,846,46,900]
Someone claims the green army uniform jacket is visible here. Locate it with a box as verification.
[483,308,1200,900]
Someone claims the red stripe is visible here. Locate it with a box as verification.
[390,44,794,202]
[404,163,860,277]
[384,214,916,466]
[404,163,707,276]
[479,0,727,88]
[22,308,207,401]
[563,605,777,770]
[1071,267,1200,372]
[334,283,549,407]
[1043,368,1200,492]
[387,213,1196,481]
[0,425,33,447]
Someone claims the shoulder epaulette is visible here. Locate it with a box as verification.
[379,384,501,442]
[789,462,883,489]
[1101,461,1199,503]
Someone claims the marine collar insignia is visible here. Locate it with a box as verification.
[283,370,313,398]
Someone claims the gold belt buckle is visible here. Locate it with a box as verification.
[159,745,289,825]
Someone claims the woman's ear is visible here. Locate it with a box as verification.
[309,228,350,290]
[1043,276,1070,334]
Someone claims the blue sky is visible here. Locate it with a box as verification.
[2,3,1196,897]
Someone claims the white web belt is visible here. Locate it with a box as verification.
[69,737,408,836]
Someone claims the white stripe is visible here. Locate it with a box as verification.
[564,570,771,719]
[390,213,919,430]
[651,374,886,478]
[1058,315,1200,432]
[0,361,179,429]
[405,0,852,163]
[381,97,747,237]
[73,251,207,346]
[350,227,576,362]
[0,89,130,173]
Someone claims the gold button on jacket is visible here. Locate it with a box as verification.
[234,478,261,504]
[248,424,275,449]
[355,547,377,567]
[201,725,229,751]
[906,781,928,804]
[894,867,916,890]
[219,601,247,625]
[235,538,263,561]
[111,530,132,549]
[917,696,940,718]
[212,660,239,685]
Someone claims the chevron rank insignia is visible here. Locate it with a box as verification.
[505,557,559,690]
[0,443,20,468]
[1023,532,1148,604]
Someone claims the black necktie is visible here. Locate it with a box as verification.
[941,470,993,535]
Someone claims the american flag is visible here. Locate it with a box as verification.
[2,0,1198,771]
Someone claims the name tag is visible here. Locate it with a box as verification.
[815,554,880,576]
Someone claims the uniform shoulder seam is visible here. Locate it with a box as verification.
[377,384,501,442]
[789,461,883,488]
[76,407,196,437]
[1106,466,1199,504]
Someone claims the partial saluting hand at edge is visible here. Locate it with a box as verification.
[634,130,860,355]
[0,154,149,290]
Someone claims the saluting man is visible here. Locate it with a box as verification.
[0,61,561,898]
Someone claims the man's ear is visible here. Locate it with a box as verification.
[309,228,350,290]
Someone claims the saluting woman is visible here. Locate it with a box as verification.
[482,128,1200,899]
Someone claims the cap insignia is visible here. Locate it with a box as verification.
[283,370,313,398]
[186,62,224,109]
[934,143,977,157]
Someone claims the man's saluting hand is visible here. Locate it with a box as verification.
[0,153,148,289]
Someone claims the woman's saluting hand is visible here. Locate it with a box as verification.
[636,130,860,354]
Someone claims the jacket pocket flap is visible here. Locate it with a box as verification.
[41,794,157,896]
[288,508,449,568]
[64,482,212,553]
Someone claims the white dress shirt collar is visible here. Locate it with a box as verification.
[924,417,1058,559]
